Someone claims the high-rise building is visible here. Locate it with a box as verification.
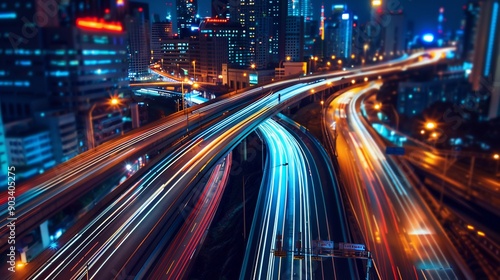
[158,39,191,78]
[6,129,55,179]
[212,0,240,20]
[199,18,247,80]
[151,19,174,63]
[288,0,313,19]
[0,0,129,158]
[126,2,151,80]
[324,5,353,60]
[177,0,198,38]
[469,0,500,119]
[285,16,305,62]
[381,10,406,57]
[287,0,315,58]
[200,18,247,66]
[462,1,480,61]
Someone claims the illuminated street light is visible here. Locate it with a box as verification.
[494,153,500,176]
[87,97,122,150]
[431,132,438,139]
[192,60,196,81]
[425,122,436,130]
[374,103,381,110]
[420,130,425,135]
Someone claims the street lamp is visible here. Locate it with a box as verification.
[494,153,499,176]
[87,97,121,150]
[425,121,436,130]
[363,44,369,66]
[180,78,192,134]
[192,60,196,81]
[278,56,290,79]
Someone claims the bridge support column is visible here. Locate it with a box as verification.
[241,138,247,161]
[40,220,50,248]
[20,246,28,263]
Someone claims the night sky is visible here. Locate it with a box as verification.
[139,0,467,36]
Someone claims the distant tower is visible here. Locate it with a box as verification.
[469,0,500,120]
[126,2,151,80]
[177,0,198,37]
[438,7,445,35]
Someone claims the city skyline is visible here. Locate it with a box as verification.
[140,0,468,36]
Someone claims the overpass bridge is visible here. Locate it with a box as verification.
[0,48,454,263]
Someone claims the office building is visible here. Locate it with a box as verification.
[126,2,151,80]
[177,0,198,38]
[469,0,500,119]
[5,124,56,180]
[199,18,247,68]
[397,78,471,117]
[0,0,129,155]
[35,111,78,164]
[285,16,305,62]
[461,2,480,61]
[151,20,174,63]
[158,39,191,78]
[324,5,354,60]
[382,10,406,57]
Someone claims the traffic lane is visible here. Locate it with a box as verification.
[276,116,354,279]
[145,153,231,279]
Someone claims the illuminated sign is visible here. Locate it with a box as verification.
[76,18,123,32]
[249,73,258,85]
[342,13,349,20]
[422,33,434,43]
[372,0,382,6]
[0,12,16,19]
[206,18,230,23]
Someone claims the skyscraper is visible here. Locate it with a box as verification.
[177,0,198,37]
[126,2,151,80]
[324,5,354,60]
[288,0,313,19]
[151,19,174,64]
[0,0,129,160]
[469,0,500,119]
[381,9,406,57]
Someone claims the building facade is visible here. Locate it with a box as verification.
[469,0,500,119]
[126,2,151,80]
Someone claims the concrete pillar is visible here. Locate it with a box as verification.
[242,138,247,161]
[130,103,141,129]
[20,247,28,263]
[40,220,50,248]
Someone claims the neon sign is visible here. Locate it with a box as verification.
[76,18,123,32]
